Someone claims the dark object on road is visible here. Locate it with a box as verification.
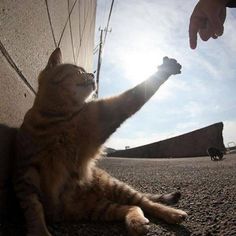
[207,147,223,161]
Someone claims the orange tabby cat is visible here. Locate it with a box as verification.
[13,48,187,236]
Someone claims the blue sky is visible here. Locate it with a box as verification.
[94,0,236,150]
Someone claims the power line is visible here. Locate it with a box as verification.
[0,40,36,95]
[76,0,91,63]
[58,0,78,47]
[67,0,76,64]
[44,0,57,48]
[103,0,114,48]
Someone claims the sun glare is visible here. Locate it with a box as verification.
[121,47,165,84]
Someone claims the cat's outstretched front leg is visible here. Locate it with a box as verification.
[85,57,182,147]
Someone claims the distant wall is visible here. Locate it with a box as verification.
[0,0,97,127]
[109,122,226,158]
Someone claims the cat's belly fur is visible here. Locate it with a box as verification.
[40,169,97,223]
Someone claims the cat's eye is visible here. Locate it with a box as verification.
[78,70,86,76]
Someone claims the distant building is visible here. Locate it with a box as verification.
[108,122,225,158]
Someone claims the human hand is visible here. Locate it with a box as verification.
[189,0,227,49]
[158,57,182,75]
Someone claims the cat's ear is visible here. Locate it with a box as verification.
[45,48,62,69]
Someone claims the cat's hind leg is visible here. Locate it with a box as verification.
[64,194,150,236]
[93,168,187,224]
[109,183,187,224]
[143,191,181,205]
[93,168,181,205]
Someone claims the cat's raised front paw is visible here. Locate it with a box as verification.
[158,56,182,75]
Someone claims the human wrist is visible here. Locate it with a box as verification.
[226,0,236,7]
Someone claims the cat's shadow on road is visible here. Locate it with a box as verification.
[150,217,191,236]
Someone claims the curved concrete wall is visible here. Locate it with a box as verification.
[109,122,225,158]
[0,0,97,127]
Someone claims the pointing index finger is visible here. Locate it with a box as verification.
[189,16,200,49]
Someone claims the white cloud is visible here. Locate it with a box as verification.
[152,78,189,101]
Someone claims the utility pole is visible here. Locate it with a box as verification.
[94,0,114,98]
[95,28,103,98]
[95,27,111,98]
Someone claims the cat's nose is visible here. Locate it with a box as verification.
[88,73,95,79]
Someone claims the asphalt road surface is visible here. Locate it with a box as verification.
[1,154,236,236]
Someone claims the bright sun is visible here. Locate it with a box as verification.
[121,47,165,84]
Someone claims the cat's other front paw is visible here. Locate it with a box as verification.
[127,217,150,236]
[126,207,150,236]
[158,57,182,75]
